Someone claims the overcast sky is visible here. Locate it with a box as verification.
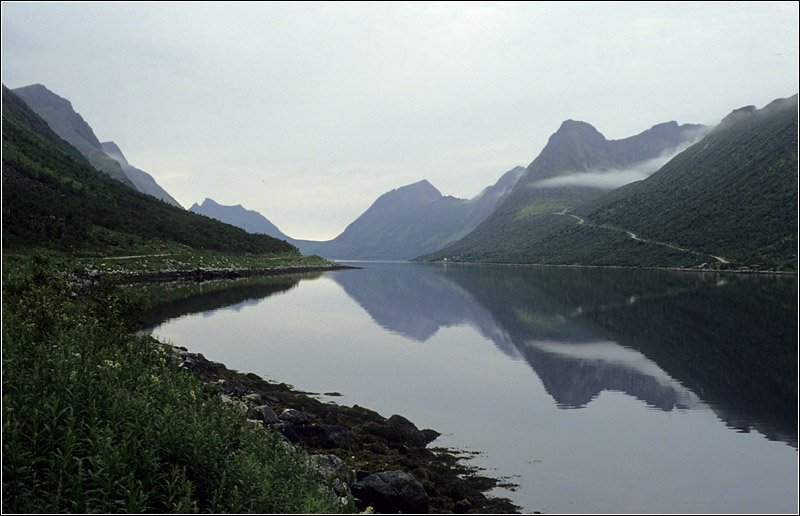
[2,2,798,240]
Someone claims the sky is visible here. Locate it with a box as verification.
[2,2,798,240]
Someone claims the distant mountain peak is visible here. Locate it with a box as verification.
[554,119,604,137]
[385,179,443,203]
[101,140,182,208]
[100,141,128,164]
[720,105,758,125]
[547,120,607,151]
[189,198,292,242]
[558,119,600,131]
[719,95,798,127]
[13,83,72,109]
[645,121,680,133]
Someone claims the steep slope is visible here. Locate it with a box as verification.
[301,167,525,260]
[2,85,295,255]
[421,120,705,262]
[101,141,183,208]
[577,94,798,270]
[13,84,134,187]
[425,96,797,271]
[189,198,293,243]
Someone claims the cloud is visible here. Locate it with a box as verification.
[528,138,703,190]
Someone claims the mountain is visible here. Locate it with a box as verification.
[424,96,797,271]
[189,198,293,243]
[574,95,798,270]
[13,84,182,208]
[299,166,525,260]
[101,141,183,208]
[2,85,295,256]
[439,264,797,445]
[12,84,134,187]
[420,120,706,263]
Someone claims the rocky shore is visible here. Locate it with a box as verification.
[84,263,358,283]
[166,342,520,514]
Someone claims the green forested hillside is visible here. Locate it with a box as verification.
[582,95,798,270]
[421,120,704,263]
[13,83,135,187]
[423,96,798,271]
[1,86,296,256]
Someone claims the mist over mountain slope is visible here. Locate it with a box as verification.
[576,94,798,270]
[423,96,797,271]
[419,119,708,263]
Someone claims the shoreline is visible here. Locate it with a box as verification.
[89,263,360,283]
[158,340,521,514]
[420,259,798,276]
[119,263,521,513]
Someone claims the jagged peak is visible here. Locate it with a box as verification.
[100,141,128,163]
[556,119,602,134]
[762,93,798,112]
[718,105,760,127]
[13,83,74,110]
[101,141,122,153]
[394,179,442,198]
[646,120,680,132]
[548,120,606,146]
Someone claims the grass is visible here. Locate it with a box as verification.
[514,199,568,219]
[3,247,333,277]
[73,250,332,274]
[2,255,351,513]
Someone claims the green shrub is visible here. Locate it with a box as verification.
[2,257,349,513]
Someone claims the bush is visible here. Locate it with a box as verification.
[2,257,348,513]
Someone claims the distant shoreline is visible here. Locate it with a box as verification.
[423,260,798,276]
[86,263,359,283]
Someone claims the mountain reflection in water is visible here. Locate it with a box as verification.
[142,263,797,449]
[331,263,797,447]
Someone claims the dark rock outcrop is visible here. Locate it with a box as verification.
[352,470,430,513]
[249,404,279,425]
[283,423,353,449]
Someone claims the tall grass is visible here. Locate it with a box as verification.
[2,256,349,513]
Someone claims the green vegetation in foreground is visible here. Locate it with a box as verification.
[2,256,351,513]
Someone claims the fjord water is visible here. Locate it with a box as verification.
[147,263,798,513]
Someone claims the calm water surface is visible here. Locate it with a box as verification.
[146,262,798,513]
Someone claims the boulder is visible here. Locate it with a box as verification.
[279,408,316,424]
[373,414,440,448]
[453,498,473,513]
[352,470,429,514]
[310,453,346,480]
[243,393,263,403]
[284,424,352,448]
[249,404,279,425]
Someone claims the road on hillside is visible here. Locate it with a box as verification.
[560,212,729,265]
